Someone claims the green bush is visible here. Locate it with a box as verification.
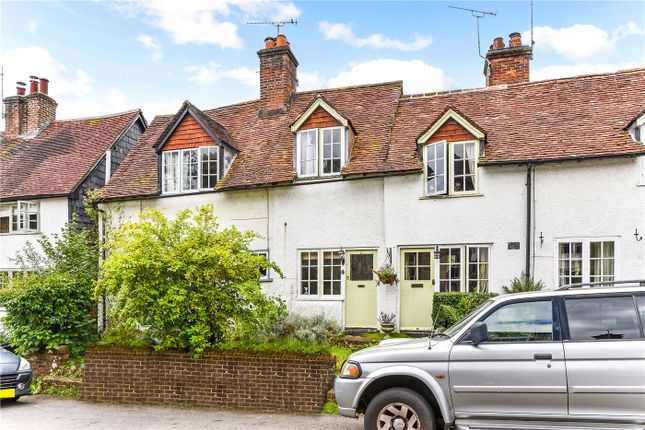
[432,292,497,331]
[96,205,284,356]
[502,273,546,294]
[0,223,98,356]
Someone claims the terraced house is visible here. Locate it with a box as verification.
[98,33,644,332]
[0,77,146,284]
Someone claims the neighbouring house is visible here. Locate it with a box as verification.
[0,77,147,285]
[98,33,645,331]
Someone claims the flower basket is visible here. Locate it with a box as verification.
[373,263,399,286]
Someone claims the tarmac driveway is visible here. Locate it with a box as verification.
[0,395,363,430]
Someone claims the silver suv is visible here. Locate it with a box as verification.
[335,281,645,430]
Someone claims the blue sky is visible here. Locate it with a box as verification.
[1,1,644,126]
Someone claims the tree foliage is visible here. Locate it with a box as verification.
[96,205,284,356]
[0,223,98,355]
[432,292,497,331]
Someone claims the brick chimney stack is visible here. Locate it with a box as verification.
[3,76,57,136]
[257,34,298,115]
[485,32,532,86]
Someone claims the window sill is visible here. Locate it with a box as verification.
[259,278,273,283]
[0,231,41,236]
[297,296,344,302]
[294,175,343,183]
[419,193,483,200]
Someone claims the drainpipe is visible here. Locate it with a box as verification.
[526,163,533,278]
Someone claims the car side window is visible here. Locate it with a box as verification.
[481,300,553,342]
[636,296,645,332]
[565,296,641,341]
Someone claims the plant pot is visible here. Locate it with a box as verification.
[380,323,395,338]
[378,274,398,285]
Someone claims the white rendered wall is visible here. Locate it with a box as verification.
[531,157,645,288]
[0,197,69,270]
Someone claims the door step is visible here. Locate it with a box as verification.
[455,419,645,430]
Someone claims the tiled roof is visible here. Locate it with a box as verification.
[0,110,143,201]
[387,68,645,170]
[102,68,645,200]
[102,81,403,198]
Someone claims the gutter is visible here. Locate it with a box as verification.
[479,150,645,166]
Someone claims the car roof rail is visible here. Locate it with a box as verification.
[557,279,645,291]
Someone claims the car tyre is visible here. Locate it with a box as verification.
[364,387,435,430]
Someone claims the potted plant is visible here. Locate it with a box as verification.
[373,263,398,286]
[378,312,396,338]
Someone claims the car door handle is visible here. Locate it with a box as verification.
[534,353,552,360]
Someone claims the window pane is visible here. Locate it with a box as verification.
[636,296,645,329]
[418,267,431,280]
[418,252,431,266]
[298,130,317,175]
[483,300,553,342]
[425,141,446,195]
[300,251,319,295]
[566,296,640,340]
[350,254,373,281]
[439,247,462,292]
[321,127,343,175]
[182,149,199,191]
[321,250,342,295]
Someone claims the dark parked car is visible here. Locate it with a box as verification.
[0,345,32,400]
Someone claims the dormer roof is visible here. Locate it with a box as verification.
[417,105,485,144]
[290,95,356,133]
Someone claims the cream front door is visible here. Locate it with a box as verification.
[345,250,377,328]
[400,248,434,331]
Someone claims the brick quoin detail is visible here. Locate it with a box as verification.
[162,115,216,151]
[299,107,341,130]
[81,346,336,414]
[431,119,475,142]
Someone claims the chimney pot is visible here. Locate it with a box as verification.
[16,86,26,96]
[276,34,288,47]
[509,32,522,48]
[29,79,39,94]
[493,37,505,50]
[264,37,276,49]
[39,77,49,95]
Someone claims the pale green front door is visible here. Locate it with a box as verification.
[345,250,377,328]
[400,248,434,330]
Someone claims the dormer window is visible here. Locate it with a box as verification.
[424,140,478,195]
[156,101,237,195]
[417,107,485,197]
[296,127,346,177]
[162,147,219,194]
[291,96,354,179]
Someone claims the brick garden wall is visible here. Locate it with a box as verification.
[27,346,70,378]
[81,346,336,414]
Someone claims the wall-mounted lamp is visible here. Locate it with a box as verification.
[434,248,441,259]
[337,247,345,264]
[539,232,545,247]
[635,228,643,242]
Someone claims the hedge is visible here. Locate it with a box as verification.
[432,292,497,330]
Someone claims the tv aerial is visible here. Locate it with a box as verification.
[448,5,496,61]
[247,19,298,36]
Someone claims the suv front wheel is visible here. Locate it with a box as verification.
[364,387,435,430]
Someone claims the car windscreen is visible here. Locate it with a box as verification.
[444,299,494,338]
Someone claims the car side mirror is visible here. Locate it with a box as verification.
[469,322,488,346]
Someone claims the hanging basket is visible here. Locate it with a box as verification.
[373,264,399,286]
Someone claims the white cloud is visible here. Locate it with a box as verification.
[112,0,300,50]
[298,70,324,91]
[526,22,645,62]
[328,59,450,94]
[185,62,258,88]
[531,61,645,81]
[137,33,163,61]
[318,21,432,52]
[27,20,38,33]
[0,46,93,100]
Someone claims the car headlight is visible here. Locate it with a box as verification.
[18,357,31,371]
[339,360,361,379]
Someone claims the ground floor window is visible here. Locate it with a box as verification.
[255,251,271,282]
[299,249,342,298]
[0,201,40,233]
[558,239,616,286]
[439,245,490,293]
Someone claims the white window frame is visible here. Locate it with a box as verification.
[9,201,39,233]
[555,238,619,286]
[199,146,219,190]
[162,146,220,195]
[423,140,447,196]
[437,245,490,292]
[423,139,479,197]
[162,150,180,194]
[296,126,346,178]
[298,249,344,300]
[296,129,318,178]
[255,250,272,282]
